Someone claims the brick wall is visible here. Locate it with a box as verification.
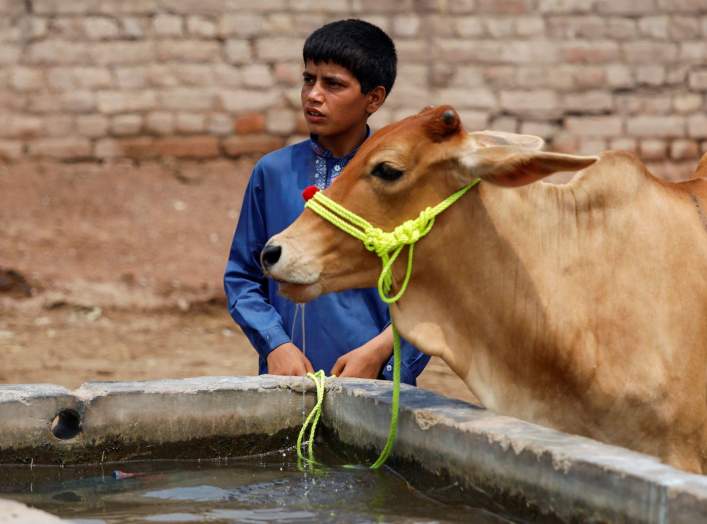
[1,0,707,178]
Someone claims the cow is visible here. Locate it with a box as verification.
[261,105,707,474]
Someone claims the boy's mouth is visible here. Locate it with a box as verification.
[305,108,326,122]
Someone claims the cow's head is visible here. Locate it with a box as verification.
[262,105,596,303]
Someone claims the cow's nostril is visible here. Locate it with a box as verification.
[261,244,282,269]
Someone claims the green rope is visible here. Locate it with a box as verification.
[296,369,326,468]
[296,178,479,469]
[368,323,402,469]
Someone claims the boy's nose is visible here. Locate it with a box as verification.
[306,84,324,103]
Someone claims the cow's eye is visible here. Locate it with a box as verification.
[371,162,404,182]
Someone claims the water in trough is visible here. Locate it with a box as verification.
[0,444,520,523]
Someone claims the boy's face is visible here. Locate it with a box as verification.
[301,60,377,140]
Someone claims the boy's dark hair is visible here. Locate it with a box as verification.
[303,19,397,97]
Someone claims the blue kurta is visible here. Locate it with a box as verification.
[224,136,430,385]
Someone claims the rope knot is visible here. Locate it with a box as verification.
[363,227,389,255]
[390,208,435,246]
[391,221,419,244]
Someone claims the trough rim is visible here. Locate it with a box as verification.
[0,375,705,523]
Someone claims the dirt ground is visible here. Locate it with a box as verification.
[0,159,477,404]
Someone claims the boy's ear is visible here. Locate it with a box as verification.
[366,86,386,115]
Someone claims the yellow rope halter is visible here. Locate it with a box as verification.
[304,179,479,303]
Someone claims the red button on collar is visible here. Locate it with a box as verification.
[302,185,319,201]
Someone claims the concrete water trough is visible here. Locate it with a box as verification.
[1,376,707,522]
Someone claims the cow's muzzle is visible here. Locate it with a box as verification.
[260,242,281,272]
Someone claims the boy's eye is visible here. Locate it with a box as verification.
[303,75,314,85]
[371,162,404,182]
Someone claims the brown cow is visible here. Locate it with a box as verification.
[262,105,707,474]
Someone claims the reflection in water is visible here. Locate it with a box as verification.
[0,445,518,523]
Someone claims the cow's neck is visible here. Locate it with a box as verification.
[389,164,642,417]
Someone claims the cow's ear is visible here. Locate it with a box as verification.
[462,146,598,187]
[469,130,545,151]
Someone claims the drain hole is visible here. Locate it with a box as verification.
[51,409,81,440]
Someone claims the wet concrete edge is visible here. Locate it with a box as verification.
[1,376,706,523]
[323,378,707,524]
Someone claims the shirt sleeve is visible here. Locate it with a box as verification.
[223,164,290,359]
[380,335,431,386]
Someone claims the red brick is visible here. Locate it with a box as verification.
[673,93,703,114]
[565,116,623,137]
[669,16,701,40]
[606,17,638,40]
[290,0,348,12]
[647,161,694,182]
[255,38,303,61]
[628,116,685,137]
[154,136,220,158]
[350,0,413,13]
[563,91,614,113]
[234,112,266,134]
[657,0,707,12]
[519,120,558,138]
[550,131,579,154]
[561,41,620,63]
[609,138,638,153]
[640,139,668,160]
[623,41,678,64]
[689,69,707,90]
[500,89,560,118]
[538,0,593,13]
[547,16,605,39]
[95,137,157,159]
[596,0,656,15]
[688,115,707,139]
[28,137,92,159]
[223,135,284,157]
[476,0,533,14]
[576,138,606,155]
[671,139,700,160]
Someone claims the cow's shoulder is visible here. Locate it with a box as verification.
[682,153,707,203]
[674,156,707,231]
[565,149,656,203]
[564,151,707,235]
[694,152,707,179]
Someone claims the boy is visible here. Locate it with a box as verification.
[224,19,430,385]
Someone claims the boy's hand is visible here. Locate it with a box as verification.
[331,327,394,379]
[267,342,314,376]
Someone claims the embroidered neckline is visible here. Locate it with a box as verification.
[309,126,371,190]
[309,126,371,161]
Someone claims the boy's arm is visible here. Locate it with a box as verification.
[331,326,431,385]
[223,167,312,374]
[330,326,393,379]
